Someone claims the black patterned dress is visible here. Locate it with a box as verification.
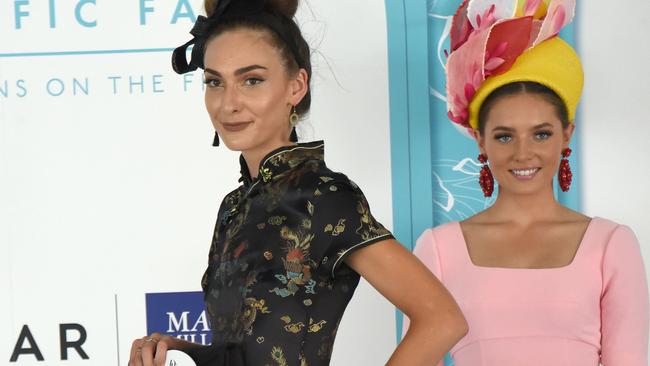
[186,141,393,366]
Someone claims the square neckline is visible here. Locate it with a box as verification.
[455,217,597,271]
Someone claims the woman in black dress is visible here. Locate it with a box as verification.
[128,0,467,365]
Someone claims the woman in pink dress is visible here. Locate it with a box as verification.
[404,0,649,365]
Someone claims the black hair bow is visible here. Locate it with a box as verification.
[171,0,266,74]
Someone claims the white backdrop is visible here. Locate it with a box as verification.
[579,0,650,324]
[0,1,394,365]
[3,0,650,365]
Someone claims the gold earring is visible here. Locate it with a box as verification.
[290,106,299,126]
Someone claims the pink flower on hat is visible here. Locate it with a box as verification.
[445,0,576,129]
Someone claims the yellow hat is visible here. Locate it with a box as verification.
[445,0,582,131]
[468,36,584,129]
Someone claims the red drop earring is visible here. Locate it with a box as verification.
[559,148,573,192]
[478,154,494,197]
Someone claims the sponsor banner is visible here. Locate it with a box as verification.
[3,291,117,366]
[2,1,396,365]
[4,291,208,365]
[1,0,204,51]
[146,291,211,346]
[0,0,206,101]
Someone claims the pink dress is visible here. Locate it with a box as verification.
[406,217,649,365]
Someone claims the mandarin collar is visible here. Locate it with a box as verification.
[238,141,325,187]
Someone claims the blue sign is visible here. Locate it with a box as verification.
[146,291,211,346]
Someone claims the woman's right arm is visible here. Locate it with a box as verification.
[400,228,450,366]
[346,236,467,365]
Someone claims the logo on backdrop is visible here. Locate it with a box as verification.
[9,323,89,362]
[146,291,212,346]
[1,1,207,99]
[9,0,199,30]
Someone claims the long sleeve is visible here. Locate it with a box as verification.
[402,229,445,366]
[600,225,649,365]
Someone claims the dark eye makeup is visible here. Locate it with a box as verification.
[203,78,222,87]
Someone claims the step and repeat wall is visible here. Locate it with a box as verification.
[2,0,649,365]
[1,1,396,365]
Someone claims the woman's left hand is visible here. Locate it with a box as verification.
[128,333,171,366]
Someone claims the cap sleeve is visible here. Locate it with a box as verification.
[311,179,393,278]
[600,225,649,365]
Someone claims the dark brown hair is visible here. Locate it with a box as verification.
[204,0,311,115]
[477,81,569,134]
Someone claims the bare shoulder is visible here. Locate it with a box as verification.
[557,206,591,224]
[461,207,591,229]
[459,208,595,268]
[460,209,494,227]
[554,207,592,236]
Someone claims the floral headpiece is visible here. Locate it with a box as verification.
[445,0,583,130]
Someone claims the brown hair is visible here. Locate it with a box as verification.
[204,0,311,115]
[477,81,570,134]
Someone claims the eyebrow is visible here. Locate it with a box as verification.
[204,64,268,77]
[491,122,555,133]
